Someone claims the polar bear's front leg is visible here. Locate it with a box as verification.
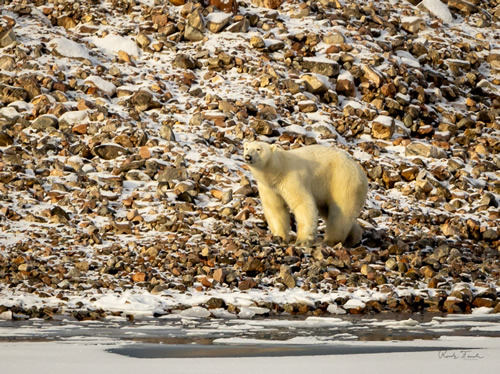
[258,184,291,242]
[290,196,318,246]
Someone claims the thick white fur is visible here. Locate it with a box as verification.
[244,141,368,247]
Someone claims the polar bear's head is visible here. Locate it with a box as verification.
[243,141,275,168]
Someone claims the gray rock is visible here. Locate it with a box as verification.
[159,125,176,141]
[173,54,196,70]
[31,115,59,131]
[129,90,161,112]
[158,167,187,183]
[227,18,250,33]
[302,59,340,77]
[93,144,127,160]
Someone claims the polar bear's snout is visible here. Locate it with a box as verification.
[244,154,253,163]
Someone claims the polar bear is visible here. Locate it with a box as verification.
[244,141,368,247]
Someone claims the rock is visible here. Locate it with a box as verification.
[206,297,226,309]
[282,274,296,288]
[372,115,395,140]
[57,16,77,30]
[242,259,265,275]
[405,142,447,159]
[238,278,258,290]
[227,18,250,33]
[158,167,187,183]
[173,54,197,70]
[0,29,16,48]
[302,59,340,77]
[210,0,238,13]
[93,144,127,160]
[401,17,425,34]
[419,0,454,23]
[160,125,176,141]
[415,179,433,194]
[251,119,275,135]
[0,132,14,146]
[298,101,317,112]
[31,115,59,131]
[184,9,206,42]
[0,56,16,71]
[336,71,355,97]
[0,84,27,103]
[362,65,385,88]
[323,31,346,45]
[250,35,266,49]
[50,206,70,224]
[448,0,479,15]
[213,268,227,283]
[206,12,232,33]
[0,310,12,320]
[136,32,151,49]
[301,74,331,94]
[132,272,146,282]
[129,90,161,112]
[251,0,283,9]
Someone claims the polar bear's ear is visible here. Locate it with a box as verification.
[270,144,281,152]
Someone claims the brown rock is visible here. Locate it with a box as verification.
[213,268,227,283]
[0,84,27,103]
[401,166,419,181]
[0,29,16,48]
[0,132,14,146]
[401,17,424,34]
[139,146,151,159]
[184,9,206,42]
[129,90,161,112]
[472,297,496,308]
[206,12,232,33]
[93,144,127,160]
[242,259,265,275]
[72,123,88,135]
[251,119,275,135]
[298,101,318,113]
[210,0,238,13]
[250,35,265,49]
[336,72,355,97]
[372,115,395,140]
[132,272,146,282]
[301,74,330,94]
[118,50,132,63]
[362,65,385,87]
[448,0,479,15]
[57,16,77,30]
[251,0,283,9]
[238,278,258,290]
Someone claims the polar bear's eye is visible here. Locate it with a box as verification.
[256,148,261,151]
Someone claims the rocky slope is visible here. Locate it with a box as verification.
[0,0,499,320]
